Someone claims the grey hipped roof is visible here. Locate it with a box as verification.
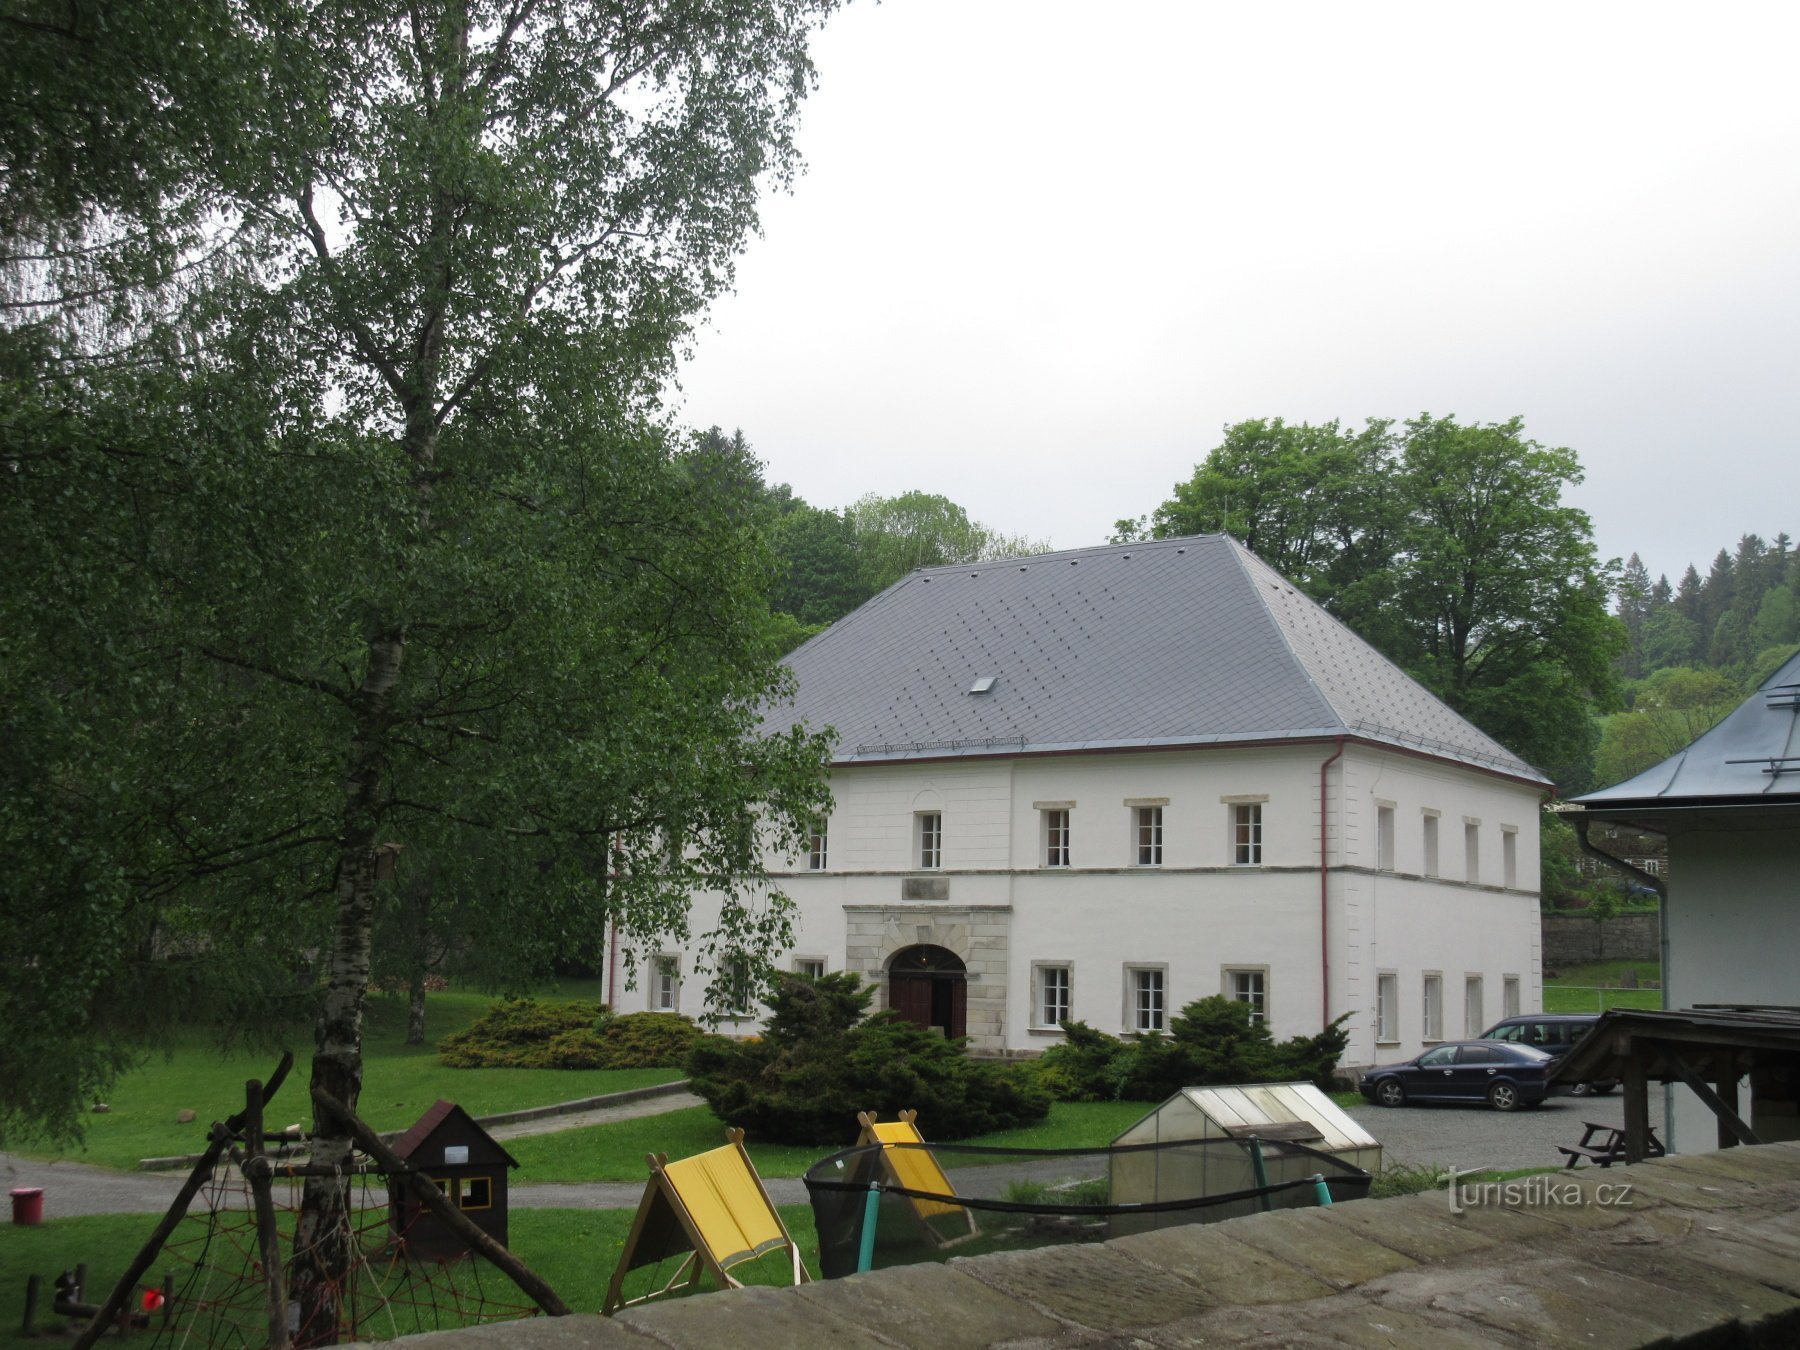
[769,534,1546,783]
[1572,649,1800,814]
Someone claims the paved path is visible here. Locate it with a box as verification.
[5,1086,1669,1219]
[1347,1084,1669,1173]
[0,1092,709,1220]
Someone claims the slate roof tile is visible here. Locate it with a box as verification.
[769,534,1544,782]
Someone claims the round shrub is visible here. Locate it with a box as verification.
[685,972,1051,1146]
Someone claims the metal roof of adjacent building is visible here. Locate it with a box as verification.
[768,533,1546,782]
[1571,649,1800,815]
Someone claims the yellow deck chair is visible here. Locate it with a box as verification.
[602,1128,809,1315]
[855,1109,979,1248]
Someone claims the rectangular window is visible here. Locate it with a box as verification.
[1036,965,1071,1027]
[652,955,679,1012]
[1422,974,1442,1041]
[1377,805,1396,872]
[1377,972,1399,1042]
[1502,828,1518,888]
[460,1175,493,1211]
[917,812,942,870]
[1044,808,1071,868]
[1128,967,1166,1033]
[808,816,828,871]
[1423,813,1440,877]
[1135,805,1163,866]
[1232,803,1263,865]
[1465,821,1480,884]
[794,958,825,980]
[725,958,755,1015]
[1503,975,1521,1019]
[1225,968,1267,1025]
[1464,976,1485,1037]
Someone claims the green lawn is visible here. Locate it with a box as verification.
[1543,959,1663,1014]
[509,1100,1158,1184]
[9,987,679,1172]
[0,1206,819,1344]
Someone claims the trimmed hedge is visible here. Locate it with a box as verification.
[685,972,1051,1146]
[438,999,701,1070]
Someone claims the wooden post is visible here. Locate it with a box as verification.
[311,1087,570,1317]
[1622,1037,1651,1165]
[1716,1061,1741,1151]
[72,1052,293,1350]
[246,1078,291,1350]
[70,1129,230,1350]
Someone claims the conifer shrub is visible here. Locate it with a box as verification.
[1030,996,1350,1102]
[684,972,1051,1145]
[437,999,700,1070]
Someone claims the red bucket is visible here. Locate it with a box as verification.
[10,1187,44,1225]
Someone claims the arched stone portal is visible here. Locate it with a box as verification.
[844,904,1010,1053]
[887,944,967,1040]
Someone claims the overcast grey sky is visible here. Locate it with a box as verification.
[675,1,1800,586]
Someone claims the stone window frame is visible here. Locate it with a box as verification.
[1124,963,1168,1034]
[1421,971,1443,1042]
[1223,794,1267,866]
[1222,965,1269,1025]
[1127,797,1167,867]
[650,953,680,1013]
[916,810,942,870]
[1036,801,1074,868]
[1376,970,1400,1045]
[1031,961,1073,1030]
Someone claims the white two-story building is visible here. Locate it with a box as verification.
[639,534,1549,1065]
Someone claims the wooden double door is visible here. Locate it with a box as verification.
[887,944,967,1040]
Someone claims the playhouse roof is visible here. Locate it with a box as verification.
[389,1099,519,1169]
[769,534,1544,783]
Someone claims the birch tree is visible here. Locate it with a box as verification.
[3,1,840,1337]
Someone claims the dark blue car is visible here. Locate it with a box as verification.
[1359,1040,1556,1111]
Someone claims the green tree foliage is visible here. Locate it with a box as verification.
[1030,999,1351,1103]
[3,0,843,1325]
[1147,417,1399,606]
[1594,667,1741,787]
[684,972,1050,1144]
[1145,416,1621,787]
[848,490,1050,594]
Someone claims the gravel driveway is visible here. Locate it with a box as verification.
[1348,1085,1669,1174]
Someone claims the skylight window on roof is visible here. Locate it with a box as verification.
[970,676,997,695]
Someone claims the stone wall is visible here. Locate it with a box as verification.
[1543,910,1661,968]
[842,903,1010,1052]
[373,1142,1800,1349]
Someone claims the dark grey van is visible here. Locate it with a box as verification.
[1479,1013,1618,1095]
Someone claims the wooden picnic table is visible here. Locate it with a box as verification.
[1558,1120,1665,1169]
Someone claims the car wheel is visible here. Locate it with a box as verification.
[1567,1081,1594,1097]
[1590,1082,1617,1096]
[1488,1082,1520,1112]
[1375,1079,1406,1108]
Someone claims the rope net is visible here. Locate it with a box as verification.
[136,1160,540,1347]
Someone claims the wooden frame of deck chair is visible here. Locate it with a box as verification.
[602,1128,809,1315]
[855,1110,979,1248]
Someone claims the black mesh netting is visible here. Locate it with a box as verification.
[804,1136,1371,1278]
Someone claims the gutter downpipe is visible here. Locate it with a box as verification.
[1320,736,1345,1028]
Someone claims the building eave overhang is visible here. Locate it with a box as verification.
[827,728,1552,790]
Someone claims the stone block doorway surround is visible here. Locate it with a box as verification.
[843,904,1011,1054]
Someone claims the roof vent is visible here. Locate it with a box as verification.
[970,676,997,695]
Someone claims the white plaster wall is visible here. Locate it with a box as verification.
[642,743,1546,1059]
[1663,825,1800,1153]
[1335,746,1545,1066]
